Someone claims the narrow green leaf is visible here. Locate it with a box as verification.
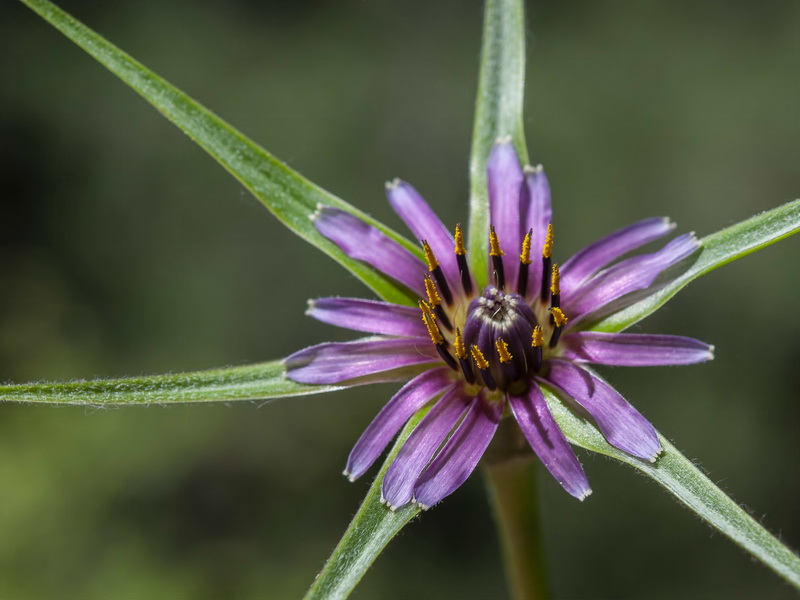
[0,360,337,405]
[468,0,529,287]
[592,199,800,332]
[541,385,800,588]
[19,0,418,306]
[304,410,427,600]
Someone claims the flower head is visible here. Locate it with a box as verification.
[286,140,712,510]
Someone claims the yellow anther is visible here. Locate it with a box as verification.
[489,226,504,256]
[542,223,554,259]
[470,345,490,370]
[422,240,438,271]
[454,224,466,256]
[532,326,544,348]
[550,307,568,328]
[454,328,467,359]
[423,313,444,345]
[495,338,513,364]
[520,229,532,265]
[424,276,441,307]
[418,300,432,316]
[550,263,561,295]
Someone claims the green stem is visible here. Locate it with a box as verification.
[484,459,549,600]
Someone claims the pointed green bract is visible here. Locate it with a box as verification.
[18,0,418,306]
[468,0,529,287]
[303,410,427,600]
[540,384,800,588]
[592,199,800,333]
[0,360,337,405]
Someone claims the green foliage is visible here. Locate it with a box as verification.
[18,0,418,307]
[594,199,800,332]
[0,360,332,405]
[303,410,427,600]
[468,0,528,286]
[541,384,800,588]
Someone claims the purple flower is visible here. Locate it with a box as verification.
[285,140,713,510]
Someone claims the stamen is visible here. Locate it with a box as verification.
[471,345,497,390]
[518,228,532,296]
[454,224,467,256]
[531,325,543,371]
[425,275,452,330]
[470,345,490,370]
[454,224,473,296]
[549,263,561,320]
[540,223,553,302]
[423,310,458,370]
[418,300,432,316]
[422,239,453,305]
[489,226,506,290]
[495,338,513,364]
[550,306,568,328]
[455,328,475,384]
[422,312,444,345]
[496,337,518,382]
[421,240,438,272]
[549,307,568,348]
[424,276,441,307]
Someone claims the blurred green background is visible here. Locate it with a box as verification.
[1,1,798,598]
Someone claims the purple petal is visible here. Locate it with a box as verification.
[561,332,714,366]
[564,233,700,324]
[307,297,427,337]
[314,206,426,296]
[545,360,661,461]
[521,165,552,297]
[386,180,459,291]
[345,369,455,481]
[413,393,503,509]
[488,141,525,287]
[509,385,591,500]
[285,337,438,384]
[381,387,471,510]
[560,217,675,297]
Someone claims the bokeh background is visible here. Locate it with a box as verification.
[1,1,799,598]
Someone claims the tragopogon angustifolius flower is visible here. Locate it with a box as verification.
[286,139,713,510]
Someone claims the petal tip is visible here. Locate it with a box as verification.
[494,135,512,145]
[578,488,593,502]
[342,469,356,482]
[385,177,402,190]
[524,163,544,175]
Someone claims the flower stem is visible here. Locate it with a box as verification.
[484,459,549,600]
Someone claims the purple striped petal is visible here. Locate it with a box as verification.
[413,393,503,509]
[314,206,426,297]
[386,180,459,290]
[488,141,525,287]
[381,387,471,510]
[307,297,427,337]
[545,360,661,461]
[564,233,700,323]
[345,369,455,481]
[560,217,675,297]
[521,165,552,297]
[509,385,591,500]
[285,337,438,384]
[561,332,714,366]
